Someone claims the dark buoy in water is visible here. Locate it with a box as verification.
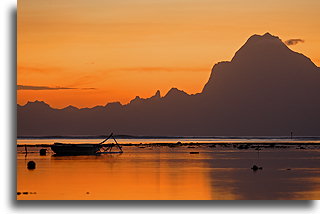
[251,165,258,171]
[27,161,36,170]
[40,149,47,156]
[251,165,263,171]
[190,152,199,154]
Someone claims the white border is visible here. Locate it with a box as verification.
[0,0,319,213]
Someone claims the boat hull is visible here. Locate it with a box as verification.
[51,143,102,155]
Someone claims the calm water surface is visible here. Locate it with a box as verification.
[17,139,320,200]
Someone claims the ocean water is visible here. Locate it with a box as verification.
[16,136,320,146]
[17,138,320,200]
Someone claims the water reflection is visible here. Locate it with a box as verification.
[202,150,320,199]
[17,146,320,200]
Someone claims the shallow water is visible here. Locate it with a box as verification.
[17,136,320,145]
[17,139,320,200]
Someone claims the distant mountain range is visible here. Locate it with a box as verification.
[18,33,320,136]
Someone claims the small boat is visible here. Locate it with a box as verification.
[51,143,102,155]
[51,133,123,156]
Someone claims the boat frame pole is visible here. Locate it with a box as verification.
[99,133,123,153]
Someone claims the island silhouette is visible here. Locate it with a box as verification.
[18,33,320,136]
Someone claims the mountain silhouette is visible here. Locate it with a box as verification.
[18,33,320,136]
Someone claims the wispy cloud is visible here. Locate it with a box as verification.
[285,39,304,46]
[107,67,208,72]
[17,85,96,90]
[18,66,63,73]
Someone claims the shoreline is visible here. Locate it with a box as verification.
[17,135,320,140]
[16,142,320,148]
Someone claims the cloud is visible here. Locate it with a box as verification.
[108,67,208,72]
[17,85,95,90]
[285,39,304,46]
[18,66,63,74]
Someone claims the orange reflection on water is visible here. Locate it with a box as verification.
[17,147,214,200]
[17,145,320,200]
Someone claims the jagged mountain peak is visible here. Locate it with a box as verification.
[154,90,161,98]
[251,32,280,41]
[164,88,188,98]
[231,32,289,62]
[24,100,51,108]
[62,105,79,111]
[203,33,319,94]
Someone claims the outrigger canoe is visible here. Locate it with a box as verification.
[51,133,123,156]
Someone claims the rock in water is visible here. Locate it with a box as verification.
[27,161,36,170]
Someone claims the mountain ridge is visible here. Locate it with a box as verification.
[18,33,320,136]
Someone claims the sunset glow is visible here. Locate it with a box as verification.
[17,0,320,108]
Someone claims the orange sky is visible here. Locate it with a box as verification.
[17,0,320,108]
